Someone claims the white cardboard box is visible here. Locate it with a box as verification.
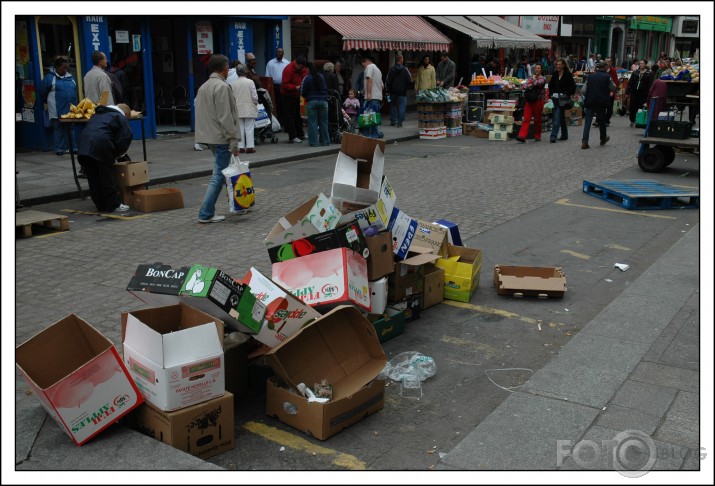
[387,207,418,260]
[369,276,388,314]
[121,303,225,411]
[331,134,386,206]
[264,194,341,248]
[336,175,396,231]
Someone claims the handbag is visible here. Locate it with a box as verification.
[558,94,572,109]
[222,155,255,212]
[524,85,542,103]
[635,109,648,128]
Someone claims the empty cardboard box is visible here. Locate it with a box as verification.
[129,188,184,212]
[365,230,395,280]
[493,265,567,298]
[435,244,483,303]
[114,161,149,187]
[422,264,445,309]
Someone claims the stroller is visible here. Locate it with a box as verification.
[255,88,279,144]
[327,89,353,144]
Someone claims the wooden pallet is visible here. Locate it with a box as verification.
[582,180,699,210]
[16,210,69,238]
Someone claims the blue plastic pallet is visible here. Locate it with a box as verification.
[582,180,699,210]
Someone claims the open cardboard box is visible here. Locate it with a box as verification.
[265,305,387,440]
[121,302,225,411]
[267,221,368,264]
[493,265,567,298]
[366,306,406,343]
[330,133,386,206]
[435,244,483,303]
[422,263,445,310]
[271,247,370,312]
[264,194,341,248]
[335,175,396,232]
[16,315,143,446]
[125,391,234,459]
[114,161,149,187]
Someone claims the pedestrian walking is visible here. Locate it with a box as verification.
[581,61,616,149]
[281,56,307,143]
[385,54,411,127]
[230,65,258,154]
[436,51,456,88]
[265,47,289,125]
[38,56,78,155]
[83,51,114,105]
[626,60,653,127]
[515,64,546,143]
[77,103,132,212]
[602,57,620,125]
[548,58,576,143]
[301,62,330,147]
[361,54,384,139]
[194,54,241,223]
[414,55,436,92]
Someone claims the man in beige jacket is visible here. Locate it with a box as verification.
[195,54,241,223]
[83,51,114,105]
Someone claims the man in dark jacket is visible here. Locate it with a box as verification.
[77,104,133,212]
[580,61,616,149]
[385,54,412,127]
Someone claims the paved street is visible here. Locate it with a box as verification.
[6,112,710,482]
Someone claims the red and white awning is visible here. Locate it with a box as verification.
[320,16,452,52]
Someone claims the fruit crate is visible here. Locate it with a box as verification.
[649,120,694,140]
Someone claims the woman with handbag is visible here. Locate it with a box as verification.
[515,64,546,143]
[548,58,577,143]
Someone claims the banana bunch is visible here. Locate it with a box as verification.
[60,98,97,119]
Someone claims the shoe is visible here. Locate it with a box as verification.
[300,135,307,140]
[390,122,396,126]
[378,132,384,139]
[246,148,256,153]
[549,138,556,143]
[396,123,403,127]
[559,136,568,141]
[239,148,246,153]
[116,204,130,212]
[198,215,226,223]
[194,143,205,151]
[515,136,526,143]
[581,142,590,149]
[291,138,302,143]
[600,136,610,146]
[234,209,249,215]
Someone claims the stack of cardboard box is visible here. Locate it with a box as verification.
[114,160,149,204]
[486,101,517,141]
[417,102,447,139]
[114,160,185,212]
[444,102,463,137]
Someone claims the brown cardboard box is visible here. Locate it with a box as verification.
[422,264,445,309]
[118,184,145,204]
[129,188,184,212]
[114,161,149,187]
[223,333,254,399]
[365,231,395,280]
[493,265,567,298]
[124,392,234,459]
[264,306,387,440]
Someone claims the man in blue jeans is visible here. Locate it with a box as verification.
[194,54,241,223]
[362,55,384,139]
[385,54,412,127]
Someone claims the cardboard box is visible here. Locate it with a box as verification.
[272,248,370,312]
[469,127,490,138]
[336,175,396,231]
[121,303,225,411]
[16,315,143,446]
[264,306,387,440]
[388,260,424,302]
[365,231,395,280]
[368,276,388,314]
[419,127,447,139]
[118,184,145,204]
[493,265,567,298]
[331,133,386,205]
[127,263,265,334]
[367,307,406,343]
[435,244,483,303]
[493,123,513,133]
[264,194,341,248]
[267,221,368,264]
[462,122,478,135]
[422,264,445,309]
[486,99,517,111]
[125,392,234,460]
[433,219,463,246]
[239,268,322,348]
[223,332,254,399]
[490,114,514,124]
[387,207,418,260]
[388,293,422,322]
[129,188,184,212]
[114,161,149,187]
[412,220,449,257]
[489,131,510,141]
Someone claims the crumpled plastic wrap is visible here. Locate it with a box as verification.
[379,351,437,382]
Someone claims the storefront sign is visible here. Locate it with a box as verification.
[132,34,141,52]
[228,20,253,63]
[519,16,559,37]
[115,30,129,44]
[80,17,110,73]
[630,16,672,32]
[273,23,282,52]
[197,23,214,55]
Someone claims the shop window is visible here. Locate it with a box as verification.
[108,16,145,112]
[37,16,80,86]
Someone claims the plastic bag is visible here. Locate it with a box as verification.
[379,351,437,382]
[255,103,271,128]
[271,114,282,133]
[221,155,255,212]
[635,109,648,127]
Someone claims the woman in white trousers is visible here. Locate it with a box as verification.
[230,65,258,153]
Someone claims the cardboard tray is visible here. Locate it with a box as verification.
[493,265,566,298]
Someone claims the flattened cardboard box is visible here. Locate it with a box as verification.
[16,314,143,446]
[121,302,225,411]
[265,305,387,440]
[125,392,234,460]
[493,265,567,298]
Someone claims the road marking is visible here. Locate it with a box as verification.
[61,209,150,220]
[242,421,366,470]
[554,198,677,220]
[605,243,631,251]
[442,301,565,327]
[30,231,68,239]
[561,249,591,260]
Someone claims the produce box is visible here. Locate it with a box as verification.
[488,131,509,141]
[493,265,566,298]
[419,127,446,139]
[114,161,149,187]
[435,244,483,303]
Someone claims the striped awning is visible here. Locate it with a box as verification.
[428,16,552,49]
[320,16,452,52]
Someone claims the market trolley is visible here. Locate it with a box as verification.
[637,81,699,173]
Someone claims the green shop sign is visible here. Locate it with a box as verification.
[629,16,672,32]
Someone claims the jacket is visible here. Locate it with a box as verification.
[77,105,132,164]
[231,76,258,118]
[547,70,577,97]
[194,73,241,151]
[281,61,307,98]
[582,71,615,108]
[83,65,114,105]
[522,75,547,103]
[301,73,328,102]
[323,71,339,93]
[626,69,652,95]
[386,64,412,96]
[436,58,456,88]
[38,69,78,119]
[414,65,436,91]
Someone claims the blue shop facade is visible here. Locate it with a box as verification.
[15,15,288,151]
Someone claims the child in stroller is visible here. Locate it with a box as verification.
[255,87,279,144]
